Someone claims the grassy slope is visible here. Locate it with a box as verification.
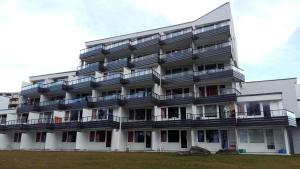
[0,151,299,169]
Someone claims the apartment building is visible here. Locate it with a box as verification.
[0,3,298,154]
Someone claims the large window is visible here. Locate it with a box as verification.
[90,130,106,142]
[13,132,22,143]
[168,130,179,142]
[128,109,152,121]
[266,129,275,149]
[161,108,167,118]
[206,130,219,143]
[239,129,248,143]
[36,132,47,143]
[246,102,261,116]
[62,131,77,142]
[161,130,167,142]
[168,107,179,119]
[0,114,7,124]
[204,105,217,117]
[198,130,204,142]
[134,131,145,143]
[206,85,218,96]
[249,129,264,143]
[128,131,133,142]
[135,109,145,120]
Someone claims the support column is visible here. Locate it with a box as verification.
[191,129,196,147]
[151,130,158,151]
[45,132,58,150]
[0,133,10,150]
[20,132,33,150]
[235,128,239,151]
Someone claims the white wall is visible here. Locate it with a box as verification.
[0,96,9,109]
[76,130,110,151]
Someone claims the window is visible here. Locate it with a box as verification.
[134,131,144,143]
[205,64,217,70]
[161,108,167,118]
[92,109,97,119]
[196,106,203,119]
[128,131,133,142]
[36,132,46,143]
[0,115,7,124]
[206,130,219,143]
[96,131,106,142]
[246,102,261,116]
[266,129,275,149]
[70,110,79,121]
[204,105,217,117]
[129,109,134,120]
[206,85,218,96]
[62,131,77,142]
[90,131,95,142]
[135,109,145,120]
[64,111,70,121]
[168,107,179,119]
[249,129,264,143]
[14,132,22,142]
[199,87,205,97]
[198,130,204,142]
[237,103,245,114]
[98,108,108,119]
[161,130,167,142]
[168,130,179,142]
[239,129,248,143]
[263,102,271,117]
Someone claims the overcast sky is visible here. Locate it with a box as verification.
[0,0,300,92]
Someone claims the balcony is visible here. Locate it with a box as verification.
[4,118,30,130]
[122,118,155,129]
[80,45,107,62]
[17,103,39,113]
[131,53,160,68]
[124,92,160,108]
[38,100,66,111]
[132,34,160,55]
[194,88,240,104]
[64,98,90,110]
[20,83,47,97]
[122,69,160,87]
[80,115,120,129]
[162,71,194,88]
[105,58,128,71]
[154,114,192,128]
[77,62,104,75]
[193,66,245,83]
[159,93,195,106]
[160,48,193,66]
[95,73,123,90]
[160,28,193,46]
[193,42,232,63]
[190,112,236,127]
[44,81,68,95]
[105,40,132,57]
[237,109,297,127]
[67,77,96,92]
[87,95,124,107]
[194,21,230,45]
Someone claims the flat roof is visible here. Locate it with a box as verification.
[243,77,297,84]
[29,70,76,79]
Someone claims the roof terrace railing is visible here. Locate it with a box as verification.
[161,28,193,40]
[194,21,230,34]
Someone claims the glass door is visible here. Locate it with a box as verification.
[145,131,152,148]
[181,130,187,148]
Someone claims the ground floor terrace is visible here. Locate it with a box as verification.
[0,127,293,155]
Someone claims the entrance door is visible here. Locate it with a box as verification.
[145,131,152,148]
[106,131,112,148]
[180,107,186,120]
[181,130,187,148]
[220,130,228,149]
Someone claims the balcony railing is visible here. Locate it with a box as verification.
[123,69,160,79]
[161,28,193,40]
[104,40,131,50]
[80,45,103,55]
[39,100,65,107]
[21,83,44,91]
[194,65,243,76]
[68,77,95,85]
[131,53,159,63]
[237,109,295,119]
[96,73,123,82]
[194,21,230,34]
[44,81,67,88]
[131,34,160,45]
[193,41,231,54]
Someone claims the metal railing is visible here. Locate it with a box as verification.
[131,34,160,45]
[88,94,124,102]
[160,48,192,60]
[80,44,103,54]
[159,92,194,100]
[194,65,243,76]
[193,41,231,54]
[162,70,193,79]
[237,109,296,118]
[64,97,88,105]
[161,28,192,40]
[95,73,122,82]
[39,100,65,107]
[44,81,67,88]
[125,92,154,99]
[131,53,159,63]
[104,40,130,50]
[77,62,100,70]
[67,77,95,85]
[21,83,44,91]
[123,69,160,79]
[194,21,230,34]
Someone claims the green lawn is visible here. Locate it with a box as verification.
[0,151,299,169]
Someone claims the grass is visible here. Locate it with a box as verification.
[0,151,299,169]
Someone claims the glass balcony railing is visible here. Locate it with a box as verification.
[131,53,159,63]
[80,45,103,54]
[159,93,194,100]
[77,62,100,70]
[65,97,87,105]
[131,34,160,45]
[21,83,44,91]
[194,21,230,34]
[39,100,65,107]
[194,65,243,76]
[161,28,193,40]
[237,109,296,119]
[44,81,66,88]
[68,77,95,85]
[193,41,231,54]
[123,69,159,79]
[160,48,192,60]
[104,40,130,50]
[96,73,122,82]
[162,70,194,79]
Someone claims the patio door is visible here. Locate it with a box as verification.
[180,107,186,120]
[145,131,152,148]
[106,131,112,148]
[220,130,228,149]
[181,130,187,148]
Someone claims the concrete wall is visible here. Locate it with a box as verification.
[0,96,9,109]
